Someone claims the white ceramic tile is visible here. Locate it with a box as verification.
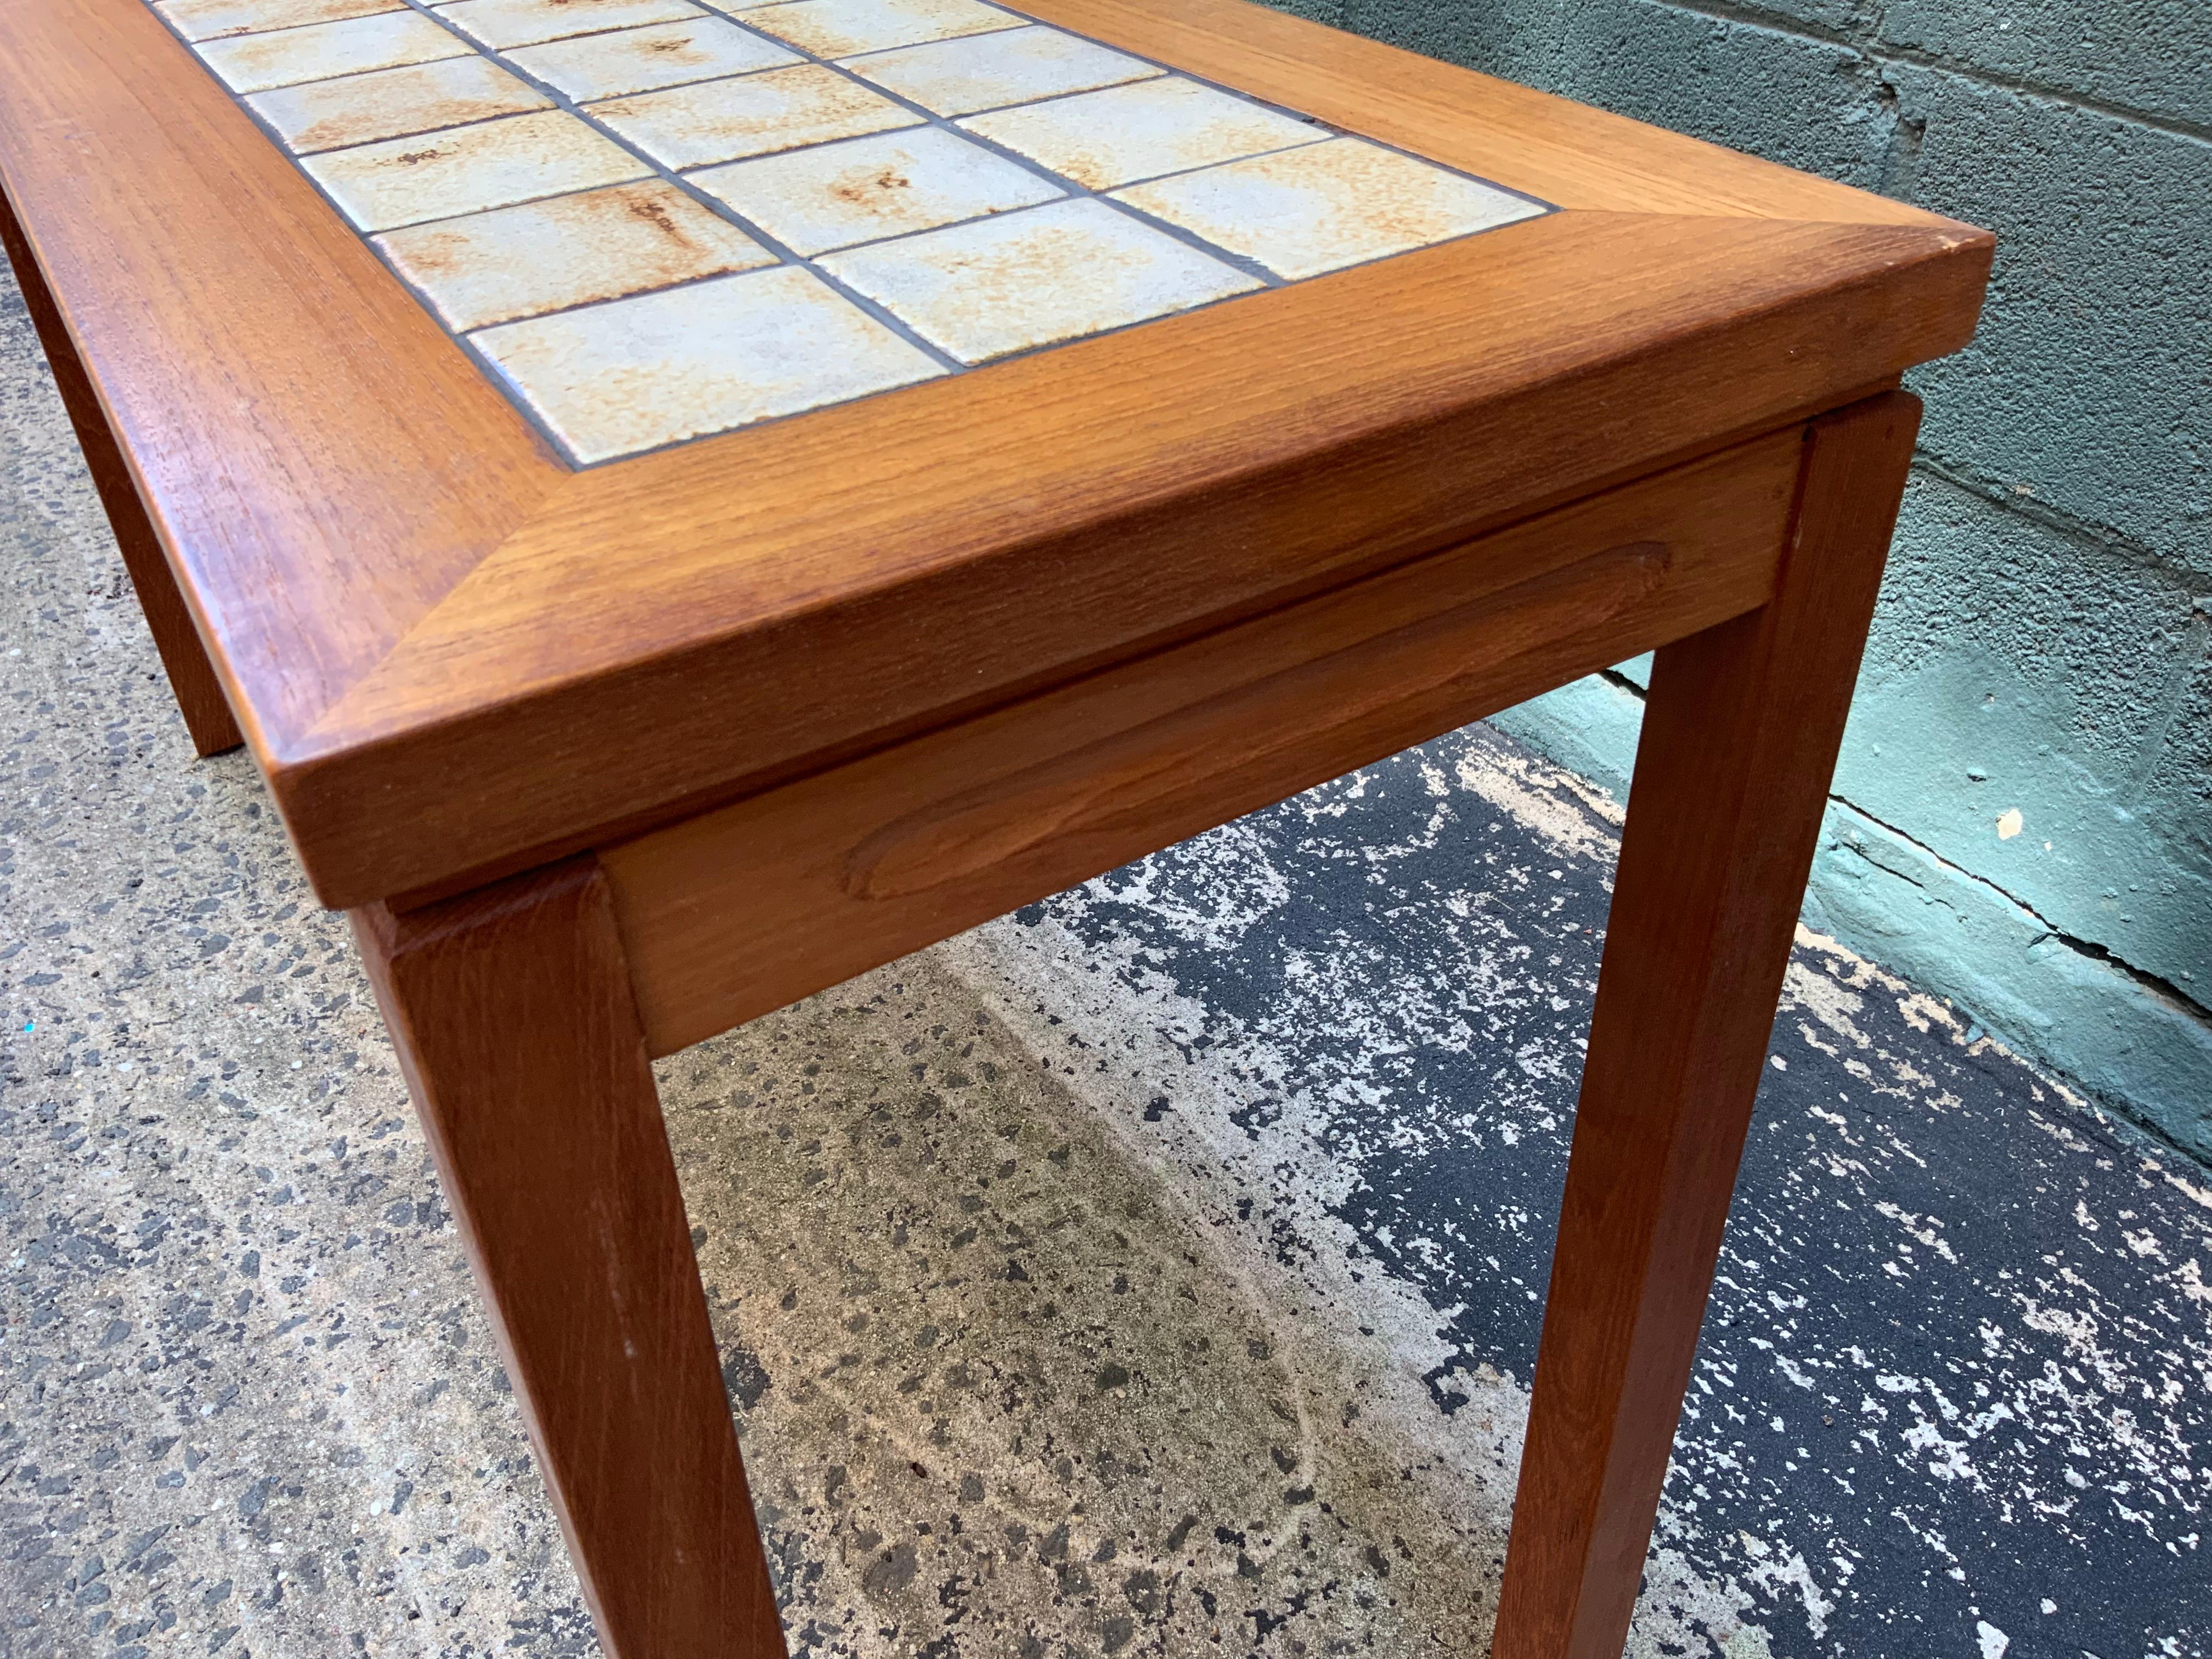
[504,16,799,99]
[155,0,1554,462]
[302,108,651,231]
[818,196,1259,364]
[375,179,774,329]
[734,0,1020,59]
[194,9,470,93]
[432,0,703,50]
[158,0,397,43]
[246,54,551,154]
[473,265,946,461]
[841,24,1157,116]
[960,75,1325,190]
[691,125,1058,254]
[1115,138,1544,280]
[588,63,921,170]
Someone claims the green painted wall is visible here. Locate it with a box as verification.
[1277,0,2212,1155]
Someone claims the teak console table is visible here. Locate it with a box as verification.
[1,0,1990,1649]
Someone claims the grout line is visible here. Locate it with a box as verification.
[143,0,1556,465]
[617,11,1302,287]
[430,254,777,332]
[136,2,591,463]
[285,104,563,160]
[366,0,975,379]
[420,26,979,372]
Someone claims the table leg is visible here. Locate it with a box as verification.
[1,182,243,758]
[1491,391,1921,1658]
[353,856,787,1659]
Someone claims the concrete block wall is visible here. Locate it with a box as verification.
[1275,0,2212,1157]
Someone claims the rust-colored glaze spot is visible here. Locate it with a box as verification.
[159,0,400,45]
[587,64,922,170]
[437,0,709,52]
[194,7,469,94]
[832,167,913,207]
[503,16,800,99]
[689,127,1060,256]
[302,108,649,231]
[817,196,1260,364]
[246,57,554,155]
[625,195,687,239]
[1112,138,1545,281]
[960,77,1322,191]
[373,179,773,331]
[470,266,947,464]
[739,0,1025,60]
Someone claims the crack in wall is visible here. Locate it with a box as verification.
[1827,797,2212,1023]
[1910,456,2212,599]
[1585,663,2212,1030]
[1641,0,2212,148]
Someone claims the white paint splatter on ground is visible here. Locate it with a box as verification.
[944,730,2212,1658]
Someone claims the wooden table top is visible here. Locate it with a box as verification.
[0,0,1990,910]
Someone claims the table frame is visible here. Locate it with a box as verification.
[346,389,1921,1659]
[2,0,1984,1649]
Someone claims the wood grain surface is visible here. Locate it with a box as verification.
[1491,392,1922,1658]
[602,427,1801,1055]
[1,172,241,757]
[0,0,1993,911]
[353,860,788,1659]
[0,0,564,747]
[304,213,1980,910]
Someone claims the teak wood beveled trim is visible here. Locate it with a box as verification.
[0,0,565,744]
[295,214,1978,910]
[602,426,1802,1056]
[0,174,242,758]
[0,0,1994,914]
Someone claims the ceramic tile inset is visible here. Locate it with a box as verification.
[1116,138,1547,280]
[842,24,1158,116]
[473,266,948,461]
[194,9,470,93]
[960,75,1325,190]
[158,0,398,43]
[692,126,1059,254]
[504,17,800,99]
[246,55,552,154]
[433,0,705,50]
[734,0,1020,59]
[819,197,1261,364]
[145,0,1553,462]
[375,179,774,329]
[589,63,922,170]
[303,109,651,232]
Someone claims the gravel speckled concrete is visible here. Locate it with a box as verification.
[4,257,2208,1659]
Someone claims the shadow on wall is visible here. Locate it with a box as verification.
[1278,0,2212,1159]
